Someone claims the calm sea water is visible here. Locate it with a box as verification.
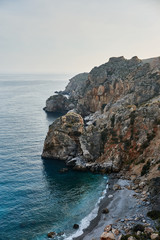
[0,74,108,240]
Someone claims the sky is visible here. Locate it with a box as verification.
[0,0,160,74]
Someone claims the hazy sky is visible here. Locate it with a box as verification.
[0,0,160,74]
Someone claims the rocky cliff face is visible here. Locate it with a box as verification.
[42,112,84,160]
[42,56,160,178]
[43,73,88,113]
[43,94,72,113]
[62,72,88,98]
[76,56,160,116]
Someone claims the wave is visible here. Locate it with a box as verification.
[65,181,108,240]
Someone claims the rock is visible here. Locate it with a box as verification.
[144,227,154,234]
[112,228,120,235]
[59,168,69,173]
[42,112,84,160]
[104,224,112,232]
[136,231,141,236]
[147,210,160,220]
[100,232,115,240]
[73,164,87,171]
[57,232,64,236]
[118,235,122,240]
[108,195,113,198]
[47,232,56,238]
[128,237,136,240]
[113,184,121,190]
[133,224,145,232]
[44,94,73,113]
[139,182,146,189]
[62,73,88,98]
[130,174,137,181]
[148,178,160,210]
[73,224,79,229]
[102,208,109,214]
[151,233,160,240]
[42,56,160,181]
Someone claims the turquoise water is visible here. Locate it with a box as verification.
[0,74,108,240]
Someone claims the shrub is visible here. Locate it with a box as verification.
[141,161,150,176]
[147,210,160,220]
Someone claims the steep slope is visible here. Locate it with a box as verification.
[42,56,160,177]
[43,72,88,113]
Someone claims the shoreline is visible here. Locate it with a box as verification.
[72,173,156,240]
[73,174,117,240]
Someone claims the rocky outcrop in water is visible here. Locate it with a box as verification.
[42,112,84,160]
[42,56,160,177]
[43,94,75,113]
[43,73,88,113]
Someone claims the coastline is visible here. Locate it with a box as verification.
[73,174,118,240]
[73,173,155,240]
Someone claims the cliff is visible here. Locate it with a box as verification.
[43,72,88,113]
[42,56,160,238]
[62,72,88,98]
[42,56,160,177]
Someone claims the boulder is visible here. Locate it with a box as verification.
[144,227,154,234]
[151,233,160,240]
[100,232,115,240]
[102,208,109,214]
[113,184,121,191]
[44,94,73,113]
[104,224,112,232]
[47,232,56,238]
[112,228,120,236]
[133,224,145,232]
[73,224,79,229]
[128,237,136,240]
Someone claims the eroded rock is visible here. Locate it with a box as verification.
[100,232,115,240]
[44,94,74,113]
[42,112,84,160]
[47,232,56,238]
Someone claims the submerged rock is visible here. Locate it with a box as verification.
[59,168,69,173]
[73,224,79,229]
[47,232,56,238]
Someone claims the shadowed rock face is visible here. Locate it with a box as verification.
[42,56,160,175]
[149,177,160,210]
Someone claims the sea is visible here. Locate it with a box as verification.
[0,74,108,240]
